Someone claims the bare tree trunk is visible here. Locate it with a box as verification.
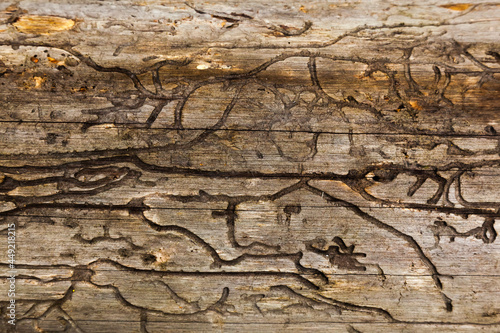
[0,1,499,332]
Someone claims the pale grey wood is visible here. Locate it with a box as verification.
[0,1,499,332]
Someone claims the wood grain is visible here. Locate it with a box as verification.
[0,1,499,332]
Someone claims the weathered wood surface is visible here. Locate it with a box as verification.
[0,1,499,332]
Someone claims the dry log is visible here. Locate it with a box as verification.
[0,1,499,332]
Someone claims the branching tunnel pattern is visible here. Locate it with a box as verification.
[0,20,500,331]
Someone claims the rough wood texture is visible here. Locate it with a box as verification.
[0,1,499,332]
